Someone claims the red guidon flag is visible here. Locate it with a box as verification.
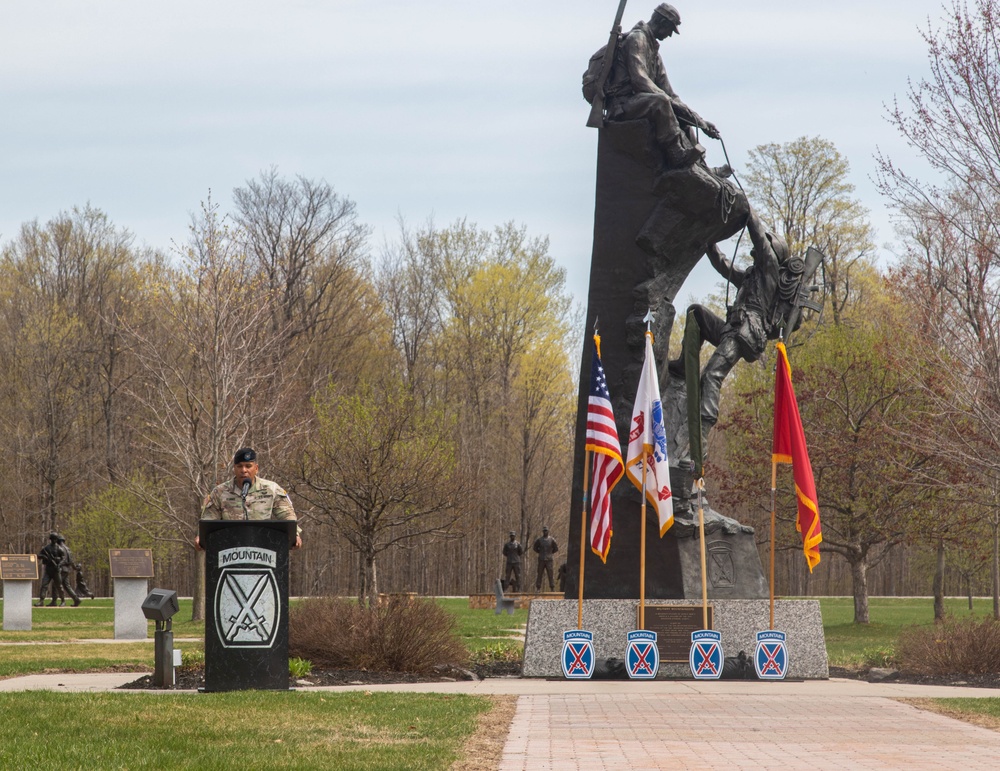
[586,333,624,562]
[773,341,822,571]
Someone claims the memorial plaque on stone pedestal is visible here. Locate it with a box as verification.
[0,555,39,580]
[642,605,714,663]
[109,549,154,578]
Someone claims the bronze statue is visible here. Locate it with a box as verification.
[671,210,823,463]
[533,526,559,591]
[592,3,720,168]
[502,531,523,592]
[74,562,96,599]
[36,532,61,606]
[568,3,780,600]
[675,212,789,448]
[54,535,82,606]
[36,532,80,606]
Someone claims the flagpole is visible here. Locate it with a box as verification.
[578,449,591,630]
[770,459,778,630]
[696,476,708,629]
[640,451,648,630]
[638,312,655,632]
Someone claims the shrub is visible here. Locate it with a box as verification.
[896,617,1000,676]
[470,641,523,666]
[179,649,204,672]
[289,657,313,678]
[289,596,469,673]
[861,645,898,668]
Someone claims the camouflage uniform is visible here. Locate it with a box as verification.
[201,477,298,528]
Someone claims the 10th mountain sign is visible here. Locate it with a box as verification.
[200,519,294,691]
[215,547,280,648]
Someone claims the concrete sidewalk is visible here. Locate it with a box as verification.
[3,673,1000,769]
[4,672,1000,698]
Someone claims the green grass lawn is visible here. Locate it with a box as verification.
[0,596,527,676]
[818,597,997,667]
[2,594,999,757]
[0,597,205,641]
[5,595,996,671]
[0,691,491,770]
[435,597,526,653]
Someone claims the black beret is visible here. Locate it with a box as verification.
[233,447,257,464]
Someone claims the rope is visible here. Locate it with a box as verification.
[716,135,747,310]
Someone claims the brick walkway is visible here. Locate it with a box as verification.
[4,671,1000,768]
[500,693,1000,770]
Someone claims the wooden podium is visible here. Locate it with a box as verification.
[199,519,296,692]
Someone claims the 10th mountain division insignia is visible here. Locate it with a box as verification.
[754,630,788,679]
[689,629,724,680]
[561,630,595,679]
[214,547,280,649]
[626,629,659,679]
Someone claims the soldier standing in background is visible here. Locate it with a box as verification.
[533,526,559,591]
[502,531,523,592]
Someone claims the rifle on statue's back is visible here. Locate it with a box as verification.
[584,0,629,128]
[780,246,825,347]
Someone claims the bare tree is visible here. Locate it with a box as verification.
[231,169,374,384]
[297,377,460,607]
[0,206,146,536]
[744,136,876,325]
[877,0,1000,617]
[123,198,295,619]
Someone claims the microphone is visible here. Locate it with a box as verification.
[241,480,251,520]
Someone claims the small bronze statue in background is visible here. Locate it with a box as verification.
[502,531,523,592]
[533,526,559,591]
[74,562,96,599]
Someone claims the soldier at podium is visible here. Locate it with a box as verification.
[196,447,302,550]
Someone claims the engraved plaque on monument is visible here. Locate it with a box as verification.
[642,605,714,663]
[109,549,154,578]
[0,555,39,580]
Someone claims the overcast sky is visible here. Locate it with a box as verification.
[0,0,950,313]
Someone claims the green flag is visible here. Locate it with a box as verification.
[683,309,703,479]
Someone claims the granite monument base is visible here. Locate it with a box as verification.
[2,580,33,631]
[671,517,769,600]
[522,599,827,679]
[114,577,149,639]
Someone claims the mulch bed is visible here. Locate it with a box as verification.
[118,661,521,690]
[829,666,1000,689]
[118,663,1000,690]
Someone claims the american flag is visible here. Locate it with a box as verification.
[586,333,624,562]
